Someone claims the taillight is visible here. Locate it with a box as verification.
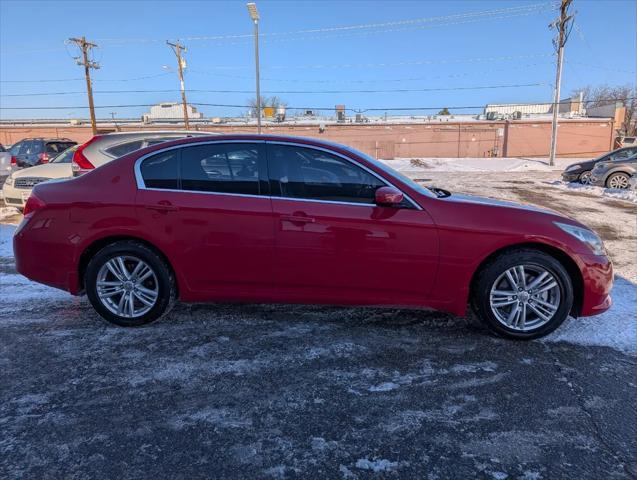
[23,192,46,216]
[38,152,50,163]
[72,135,102,176]
[10,155,17,166]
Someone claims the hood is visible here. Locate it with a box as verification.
[565,159,597,170]
[12,163,72,179]
[443,193,564,216]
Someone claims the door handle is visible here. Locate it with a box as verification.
[144,202,179,212]
[281,214,315,224]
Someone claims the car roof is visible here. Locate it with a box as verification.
[18,137,75,142]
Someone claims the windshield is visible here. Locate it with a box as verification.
[343,146,437,198]
[51,146,78,163]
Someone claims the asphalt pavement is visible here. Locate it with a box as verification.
[1,278,636,479]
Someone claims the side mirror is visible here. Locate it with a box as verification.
[375,186,404,207]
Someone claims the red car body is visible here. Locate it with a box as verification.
[14,135,612,318]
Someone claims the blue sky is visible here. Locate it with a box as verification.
[1,0,635,119]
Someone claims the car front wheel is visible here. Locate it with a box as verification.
[578,170,592,185]
[85,241,176,326]
[606,172,630,189]
[472,249,573,340]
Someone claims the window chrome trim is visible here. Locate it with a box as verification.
[134,139,422,210]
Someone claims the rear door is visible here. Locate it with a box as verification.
[267,142,439,306]
[136,141,275,301]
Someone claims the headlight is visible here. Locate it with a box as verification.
[565,164,581,172]
[555,222,606,256]
[4,175,13,186]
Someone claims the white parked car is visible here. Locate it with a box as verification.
[2,145,76,210]
[630,172,637,190]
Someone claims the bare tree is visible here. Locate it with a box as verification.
[574,84,637,136]
[268,96,288,109]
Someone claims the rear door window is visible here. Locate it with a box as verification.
[180,143,263,195]
[140,150,179,189]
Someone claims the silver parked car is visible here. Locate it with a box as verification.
[590,153,637,189]
[72,130,217,176]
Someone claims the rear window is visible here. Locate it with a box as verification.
[46,142,76,154]
[51,146,78,164]
[140,150,179,189]
[106,140,144,158]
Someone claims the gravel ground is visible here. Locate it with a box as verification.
[1,170,637,479]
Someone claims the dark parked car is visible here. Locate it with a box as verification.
[15,135,612,340]
[561,146,637,184]
[590,153,637,189]
[9,138,77,168]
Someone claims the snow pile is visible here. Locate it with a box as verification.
[545,277,637,355]
[545,181,637,204]
[0,223,14,257]
[381,157,581,174]
[0,207,20,222]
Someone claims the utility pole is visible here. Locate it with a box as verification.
[247,3,261,134]
[548,0,574,166]
[69,37,99,135]
[167,40,190,129]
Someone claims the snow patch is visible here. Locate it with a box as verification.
[0,207,20,222]
[355,458,400,472]
[0,223,16,257]
[545,180,637,203]
[544,277,637,354]
[381,156,578,174]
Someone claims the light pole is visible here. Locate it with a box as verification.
[247,2,261,134]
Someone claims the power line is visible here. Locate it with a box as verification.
[94,2,555,45]
[0,82,546,97]
[2,97,634,112]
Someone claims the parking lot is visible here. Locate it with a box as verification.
[1,167,636,479]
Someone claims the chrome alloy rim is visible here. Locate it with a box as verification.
[96,256,158,318]
[489,265,561,332]
[579,171,592,185]
[607,174,629,189]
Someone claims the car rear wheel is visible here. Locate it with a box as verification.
[472,249,573,340]
[606,172,630,189]
[578,170,592,185]
[85,241,176,326]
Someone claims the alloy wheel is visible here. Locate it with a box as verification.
[579,171,592,185]
[607,173,630,189]
[96,255,159,318]
[489,265,561,332]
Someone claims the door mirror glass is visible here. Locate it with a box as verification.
[375,186,404,207]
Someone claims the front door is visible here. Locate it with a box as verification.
[136,142,275,301]
[267,143,439,306]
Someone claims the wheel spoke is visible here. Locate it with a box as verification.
[116,257,130,279]
[534,281,557,294]
[134,290,155,306]
[517,266,526,289]
[526,271,549,291]
[505,270,519,289]
[106,260,126,282]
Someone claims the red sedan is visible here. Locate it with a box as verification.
[13,135,613,339]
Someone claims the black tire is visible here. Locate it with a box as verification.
[85,240,176,326]
[605,172,630,189]
[471,248,573,340]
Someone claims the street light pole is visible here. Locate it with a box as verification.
[247,3,261,134]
